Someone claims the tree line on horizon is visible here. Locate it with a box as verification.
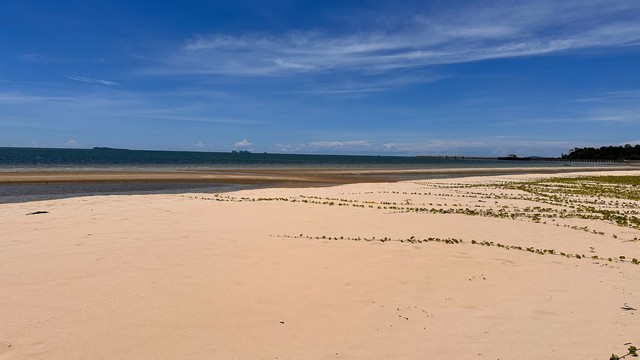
[561,144,640,161]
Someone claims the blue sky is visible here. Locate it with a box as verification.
[1,0,639,156]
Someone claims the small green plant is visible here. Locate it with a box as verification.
[610,344,638,359]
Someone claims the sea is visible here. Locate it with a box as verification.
[0,147,607,203]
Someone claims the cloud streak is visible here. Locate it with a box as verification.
[154,0,640,77]
[67,75,119,86]
[275,138,580,156]
[571,89,640,123]
[279,73,447,95]
[0,93,76,103]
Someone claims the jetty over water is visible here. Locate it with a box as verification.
[416,155,623,163]
[496,156,623,163]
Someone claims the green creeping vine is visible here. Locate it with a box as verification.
[271,234,640,266]
[610,345,638,359]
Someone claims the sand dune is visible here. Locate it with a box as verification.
[1,170,639,359]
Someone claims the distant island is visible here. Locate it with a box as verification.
[561,144,640,161]
[93,147,130,151]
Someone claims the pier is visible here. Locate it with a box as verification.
[416,155,624,163]
[496,157,623,163]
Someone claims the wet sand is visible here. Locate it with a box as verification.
[0,164,637,186]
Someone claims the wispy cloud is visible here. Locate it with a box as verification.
[573,90,640,103]
[275,140,374,153]
[570,89,640,123]
[152,0,640,77]
[20,53,69,64]
[276,138,580,156]
[123,113,259,124]
[0,93,76,103]
[192,141,214,150]
[308,140,373,148]
[280,74,447,95]
[586,109,640,123]
[67,75,119,86]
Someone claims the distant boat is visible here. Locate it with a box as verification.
[231,150,251,154]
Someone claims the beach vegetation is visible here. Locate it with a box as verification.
[273,234,639,266]
[610,344,638,359]
[191,176,640,265]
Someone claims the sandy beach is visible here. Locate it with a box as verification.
[1,169,639,359]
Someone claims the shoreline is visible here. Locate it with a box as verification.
[3,165,639,204]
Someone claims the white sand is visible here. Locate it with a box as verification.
[1,170,639,359]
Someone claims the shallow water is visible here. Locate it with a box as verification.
[0,182,254,204]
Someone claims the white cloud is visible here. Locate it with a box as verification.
[234,139,252,149]
[153,1,640,77]
[66,139,78,146]
[274,59,315,70]
[67,75,119,86]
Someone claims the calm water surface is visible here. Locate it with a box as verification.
[0,147,607,203]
